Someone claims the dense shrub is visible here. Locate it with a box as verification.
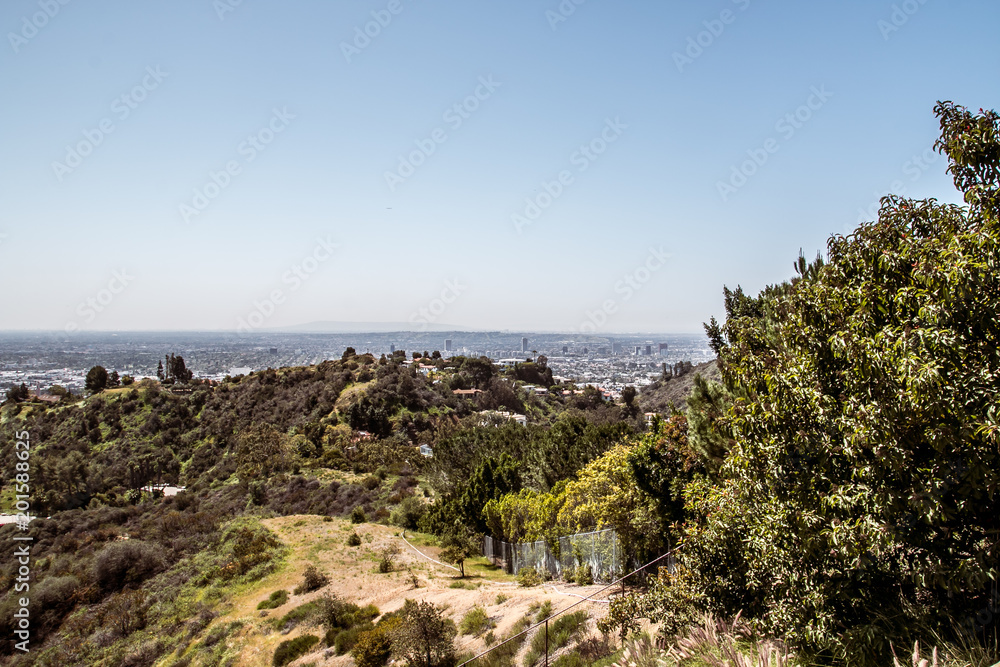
[351,622,395,667]
[272,633,319,666]
[215,520,285,582]
[274,601,320,632]
[459,606,494,636]
[93,540,164,592]
[390,495,427,530]
[294,565,330,594]
[332,624,374,654]
[119,639,165,667]
[317,593,379,631]
[523,611,587,667]
[517,568,543,587]
[377,545,399,573]
[257,589,289,610]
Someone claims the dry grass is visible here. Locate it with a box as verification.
[168,515,609,667]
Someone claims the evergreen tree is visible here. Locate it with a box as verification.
[85,366,109,394]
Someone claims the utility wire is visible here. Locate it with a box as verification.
[456,545,680,666]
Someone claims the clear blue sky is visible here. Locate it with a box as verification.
[1,0,997,334]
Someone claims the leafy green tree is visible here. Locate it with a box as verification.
[483,487,563,544]
[390,599,456,667]
[628,414,702,544]
[625,102,1000,663]
[353,616,400,667]
[85,365,109,393]
[169,355,193,382]
[4,383,28,403]
[460,356,495,388]
[424,454,522,536]
[236,423,289,484]
[346,397,391,437]
[558,444,659,558]
[621,386,637,416]
[683,374,733,475]
[510,360,554,386]
[439,524,480,578]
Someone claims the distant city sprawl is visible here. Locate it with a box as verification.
[0,331,712,397]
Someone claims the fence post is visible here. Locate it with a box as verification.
[545,618,549,667]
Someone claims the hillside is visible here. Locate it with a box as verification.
[174,516,613,667]
[636,359,719,414]
[0,352,642,665]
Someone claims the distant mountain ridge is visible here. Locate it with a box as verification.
[266,321,477,333]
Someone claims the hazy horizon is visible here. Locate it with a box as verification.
[0,324,707,336]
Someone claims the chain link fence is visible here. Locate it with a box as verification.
[483,528,620,583]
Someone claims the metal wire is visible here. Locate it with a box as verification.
[456,544,682,666]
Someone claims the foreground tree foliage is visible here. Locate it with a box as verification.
[390,599,457,667]
[606,102,1000,664]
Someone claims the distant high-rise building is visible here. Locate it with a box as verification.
[612,342,622,354]
[645,344,652,356]
[634,346,642,355]
[521,337,528,353]
[390,344,395,354]
[659,343,669,354]
[582,347,588,354]
[269,348,278,355]
[562,346,568,354]
[445,339,453,352]
[597,347,608,355]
